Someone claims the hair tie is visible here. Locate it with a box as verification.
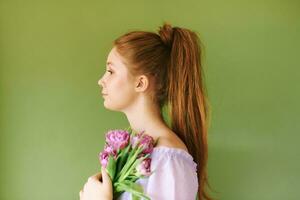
[158,22,174,49]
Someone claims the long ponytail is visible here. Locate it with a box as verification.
[159,23,212,200]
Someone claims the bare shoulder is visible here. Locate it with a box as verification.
[156,130,189,153]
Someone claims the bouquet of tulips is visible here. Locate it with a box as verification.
[98,127,157,200]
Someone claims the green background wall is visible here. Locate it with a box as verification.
[1,0,299,199]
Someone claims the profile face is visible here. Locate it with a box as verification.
[98,47,137,112]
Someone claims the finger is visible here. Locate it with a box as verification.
[91,171,102,181]
[88,172,102,183]
[83,182,88,192]
[87,176,93,182]
[101,167,111,184]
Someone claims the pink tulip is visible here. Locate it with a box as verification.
[99,145,118,168]
[104,144,117,156]
[131,131,154,154]
[105,129,130,151]
[99,151,109,168]
[136,157,152,176]
[139,134,154,154]
[130,131,145,148]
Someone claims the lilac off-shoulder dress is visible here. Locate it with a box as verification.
[117,146,198,200]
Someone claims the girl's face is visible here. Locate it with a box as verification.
[98,47,138,111]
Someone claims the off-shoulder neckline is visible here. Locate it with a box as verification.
[152,146,194,161]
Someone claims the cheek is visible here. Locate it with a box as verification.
[112,78,131,93]
[117,81,135,99]
[107,77,136,104]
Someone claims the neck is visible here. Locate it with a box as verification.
[122,96,169,142]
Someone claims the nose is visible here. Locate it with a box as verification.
[98,76,104,87]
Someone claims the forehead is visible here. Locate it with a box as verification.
[106,47,126,69]
[106,47,136,81]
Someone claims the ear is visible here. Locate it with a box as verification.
[134,75,149,93]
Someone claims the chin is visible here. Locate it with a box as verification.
[103,100,111,110]
[103,101,120,112]
[102,96,133,112]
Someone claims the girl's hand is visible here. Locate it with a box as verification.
[79,167,113,200]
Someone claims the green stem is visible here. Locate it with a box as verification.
[114,182,151,200]
[118,158,141,182]
[115,146,142,181]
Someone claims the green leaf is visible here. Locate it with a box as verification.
[106,155,117,180]
[124,181,143,193]
[115,144,131,178]
[114,181,151,200]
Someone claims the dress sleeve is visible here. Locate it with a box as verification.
[144,150,198,200]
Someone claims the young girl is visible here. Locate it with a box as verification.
[79,22,212,200]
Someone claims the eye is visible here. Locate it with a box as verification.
[107,70,113,74]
